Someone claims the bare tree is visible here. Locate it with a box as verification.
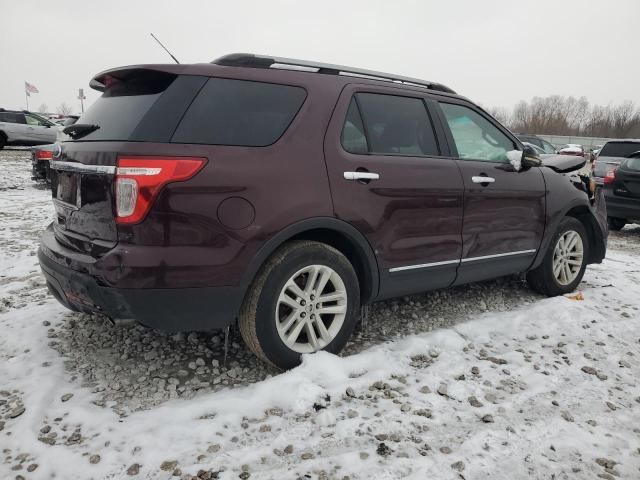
[37,103,49,114]
[56,102,73,116]
[485,106,510,126]
[503,96,640,138]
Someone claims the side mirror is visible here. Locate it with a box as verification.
[522,145,542,168]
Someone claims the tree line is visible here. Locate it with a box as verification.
[487,96,640,138]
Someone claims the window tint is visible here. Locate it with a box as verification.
[440,103,515,162]
[355,93,439,156]
[173,78,306,146]
[0,112,26,124]
[599,141,640,158]
[341,98,368,154]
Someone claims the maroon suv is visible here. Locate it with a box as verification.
[38,54,607,369]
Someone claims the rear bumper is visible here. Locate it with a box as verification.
[604,190,640,221]
[38,230,244,332]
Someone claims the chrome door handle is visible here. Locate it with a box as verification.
[471,176,495,184]
[344,171,380,181]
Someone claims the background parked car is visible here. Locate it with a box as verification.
[604,153,640,230]
[0,109,59,149]
[558,144,585,156]
[31,144,55,183]
[592,139,640,185]
[516,134,558,154]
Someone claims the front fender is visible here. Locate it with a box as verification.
[531,169,607,270]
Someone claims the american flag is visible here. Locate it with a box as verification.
[24,81,39,96]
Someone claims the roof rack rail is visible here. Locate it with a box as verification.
[212,53,456,94]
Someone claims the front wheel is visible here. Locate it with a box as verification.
[607,217,626,231]
[527,217,589,297]
[239,240,360,370]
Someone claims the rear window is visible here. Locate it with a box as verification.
[346,93,439,156]
[0,112,26,124]
[172,78,306,146]
[599,141,640,158]
[71,70,177,141]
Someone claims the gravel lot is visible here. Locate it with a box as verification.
[1,149,639,479]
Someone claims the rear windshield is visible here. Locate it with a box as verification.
[72,74,306,145]
[71,71,175,141]
[172,78,306,146]
[599,141,640,158]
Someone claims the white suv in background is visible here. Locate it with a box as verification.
[0,109,59,149]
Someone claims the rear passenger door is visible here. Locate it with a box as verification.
[435,101,546,285]
[323,85,465,299]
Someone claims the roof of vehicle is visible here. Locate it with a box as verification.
[603,139,640,143]
[89,53,462,100]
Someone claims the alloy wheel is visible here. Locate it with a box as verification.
[552,230,584,286]
[275,264,348,354]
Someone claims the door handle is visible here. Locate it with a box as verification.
[344,171,380,181]
[471,176,495,184]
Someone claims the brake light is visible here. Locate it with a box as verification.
[36,150,53,160]
[115,157,205,224]
[604,168,616,185]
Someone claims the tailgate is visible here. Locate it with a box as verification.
[50,146,118,255]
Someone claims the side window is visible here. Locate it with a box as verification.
[352,93,439,156]
[440,103,515,163]
[341,98,368,154]
[1,113,26,124]
[541,140,556,154]
[25,114,45,126]
[172,78,306,146]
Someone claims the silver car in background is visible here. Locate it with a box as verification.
[0,109,59,149]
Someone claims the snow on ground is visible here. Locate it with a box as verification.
[1,149,639,479]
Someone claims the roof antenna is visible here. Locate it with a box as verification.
[150,33,180,64]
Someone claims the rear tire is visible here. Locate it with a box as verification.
[527,217,589,297]
[0,133,6,150]
[607,217,626,231]
[239,240,360,370]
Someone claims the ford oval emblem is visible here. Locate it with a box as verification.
[53,143,62,159]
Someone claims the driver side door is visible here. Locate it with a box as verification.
[435,101,546,285]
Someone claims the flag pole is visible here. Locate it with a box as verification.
[25,90,29,111]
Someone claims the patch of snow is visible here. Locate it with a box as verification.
[506,149,523,171]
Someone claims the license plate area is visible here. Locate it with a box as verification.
[56,172,82,207]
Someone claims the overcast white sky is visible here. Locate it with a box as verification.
[1,0,638,114]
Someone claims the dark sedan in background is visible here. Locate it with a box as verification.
[604,153,640,230]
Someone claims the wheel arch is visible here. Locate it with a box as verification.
[564,205,607,264]
[240,217,380,304]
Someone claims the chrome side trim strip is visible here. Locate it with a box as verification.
[460,249,537,263]
[389,259,460,273]
[50,161,116,175]
[388,249,537,273]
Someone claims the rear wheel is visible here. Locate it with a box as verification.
[0,133,6,150]
[607,217,626,231]
[527,217,589,297]
[239,240,360,369]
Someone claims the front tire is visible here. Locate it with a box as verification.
[239,241,360,370]
[607,217,626,231]
[527,217,589,297]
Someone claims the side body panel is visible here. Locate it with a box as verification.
[323,84,465,299]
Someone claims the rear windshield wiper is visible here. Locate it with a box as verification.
[63,123,100,139]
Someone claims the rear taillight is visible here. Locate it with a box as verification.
[604,168,617,185]
[36,150,53,160]
[115,157,205,224]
